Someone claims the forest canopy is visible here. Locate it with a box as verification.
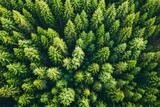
[0,0,160,107]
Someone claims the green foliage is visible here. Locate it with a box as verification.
[35,0,54,28]
[0,0,160,107]
[48,46,63,65]
[87,63,99,74]
[24,47,40,62]
[47,67,61,81]
[0,85,19,98]
[116,0,129,19]
[64,0,74,20]
[118,27,132,43]
[108,89,125,102]
[64,20,77,47]
[58,88,75,106]
[91,7,104,29]
[105,4,116,28]
[94,47,110,63]
[33,79,46,90]
[18,94,34,106]
[78,97,90,107]
[7,63,27,76]
[12,10,34,33]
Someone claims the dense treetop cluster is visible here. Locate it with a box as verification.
[0,0,160,107]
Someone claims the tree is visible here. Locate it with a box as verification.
[64,20,77,47]
[109,20,120,39]
[87,63,99,74]
[21,82,34,93]
[64,0,74,20]
[58,88,75,106]
[129,38,147,51]
[18,94,34,106]
[48,46,63,65]
[114,62,128,75]
[74,70,84,83]
[96,24,105,48]
[0,85,19,98]
[94,47,110,63]
[51,0,64,19]
[99,71,112,83]
[83,88,90,97]
[71,0,82,13]
[114,43,127,54]
[47,67,61,81]
[101,63,114,73]
[7,62,27,76]
[24,47,40,62]
[116,0,129,19]
[53,37,68,56]
[80,10,88,31]
[12,10,33,33]
[33,79,46,90]
[71,47,85,70]
[33,67,46,79]
[91,7,104,30]
[78,97,90,107]
[74,14,83,33]
[93,81,102,91]
[108,89,125,103]
[40,92,51,104]
[0,17,15,32]
[22,8,36,26]
[0,51,12,66]
[104,4,116,28]
[35,0,54,28]
[122,13,135,27]
[84,72,94,84]
[118,27,132,43]
[98,0,106,12]
[24,0,35,14]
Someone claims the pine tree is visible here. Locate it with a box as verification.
[18,94,34,106]
[48,46,63,65]
[78,97,90,107]
[118,27,132,43]
[12,10,34,33]
[47,67,61,81]
[58,88,75,106]
[33,79,46,90]
[24,47,40,62]
[116,0,129,19]
[80,10,88,31]
[7,63,27,76]
[91,7,104,30]
[122,13,135,27]
[108,89,125,103]
[104,4,116,28]
[94,47,110,63]
[129,38,147,51]
[74,14,83,33]
[64,20,77,47]
[64,0,74,20]
[35,0,54,28]
[0,85,19,98]
[96,24,105,49]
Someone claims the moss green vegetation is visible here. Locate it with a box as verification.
[0,0,160,107]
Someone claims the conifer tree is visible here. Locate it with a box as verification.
[116,0,129,19]
[91,7,104,30]
[64,20,77,47]
[105,4,116,28]
[64,0,74,20]
[13,10,34,33]
[35,0,54,28]
[94,47,110,63]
